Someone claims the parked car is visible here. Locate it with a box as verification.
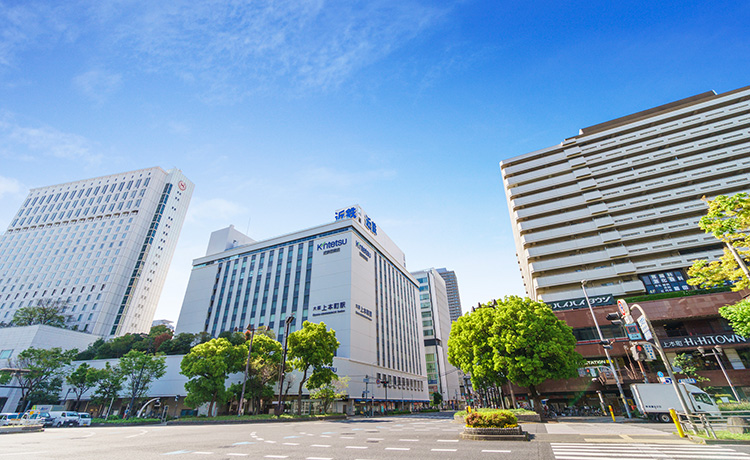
[49,411,80,427]
[76,412,92,427]
[21,411,54,427]
[0,413,20,426]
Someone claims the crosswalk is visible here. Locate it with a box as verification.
[551,442,750,460]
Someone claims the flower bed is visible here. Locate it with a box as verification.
[460,411,528,441]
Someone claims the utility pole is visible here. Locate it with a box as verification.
[698,346,741,402]
[582,280,632,419]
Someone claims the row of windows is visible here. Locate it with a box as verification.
[374,252,422,376]
[205,240,314,337]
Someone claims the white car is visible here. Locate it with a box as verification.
[49,411,80,427]
[0,413,20,426]
[76,412,92,427]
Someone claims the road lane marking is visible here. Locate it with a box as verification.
[283,443,299,446]
[264,456,288,459]
[436,439,458,442]
[311,444,331,448]
[306,458,332,460]
[346,446,368,449]
[227,454,248,457]
[482,450,512,453]
[386,448,410,451]
[431,449,457,452]
[192,452,213,455]
[399,439,419,442]
[126,429,148,438]
[0,453,48,457]
[367,438,384,441]
[264,440,277,443]
[284,435,300,439]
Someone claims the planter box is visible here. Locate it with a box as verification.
[460,425,529,441]
[454,412,541,424]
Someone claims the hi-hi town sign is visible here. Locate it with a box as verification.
[661,333,747,349]
[547,294,614,311]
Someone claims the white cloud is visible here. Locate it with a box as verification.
[0,112,102,164]
[186,197,249,225]
[0,175,23,199]
[73,69,122,104]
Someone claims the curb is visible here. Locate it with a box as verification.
[0,425,45,435]
[687,434,750,445]
[166,415,347,426]
[459,432,529,441]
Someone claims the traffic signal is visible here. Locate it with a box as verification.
[606,312,623,326]
[631,343,646,361]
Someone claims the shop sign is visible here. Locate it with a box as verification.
[661,333,748,349]
[312,301,347,317]
[547,294,614,311]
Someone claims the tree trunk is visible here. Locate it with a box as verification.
[296,368,308,416]
[508,382,517,409]
[528,385,544,419]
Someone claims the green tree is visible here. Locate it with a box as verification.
[447,306,506,398]
[27,376,64,406]
[490,296,583,413]
[432,391,443,407]
[120,350,167,418]
[159,332,198,355]
[91,362,125,418]
[8,347,78,411]
[66,363,105,410]
[672,353,708,383]
[687,193,750,335]
[11,299,68,328]
[180,338,246,416]
[241,334,283,414]
[309,376,349,414]
[287,321,340,415]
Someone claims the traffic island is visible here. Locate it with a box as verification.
[458,410,530,441]
[460,426,529,441]
[0,425,44,435]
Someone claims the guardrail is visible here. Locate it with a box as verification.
[675,411,750,439]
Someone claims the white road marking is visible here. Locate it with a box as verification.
[227,454,248,457]
[306,458,332,460]
[436,439,458,442]
[264,456,288,459]
[264,440,277,444]
[0,453,48,457]
[163,451,191,456]
[283,443,299,446]
[367,438,384,441]
[311,444,331,448]
[399,439,419,442]
[126,429,148,438]
[431,449,457,452]
[386,447,410,451]
[192,452,213,455]
[345,446,368,449]
[482,450,512,453]
[340,436,354,439]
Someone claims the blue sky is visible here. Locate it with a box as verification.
[1,1,749,323]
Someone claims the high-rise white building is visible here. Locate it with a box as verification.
[436,267,462,322]
[0,167,193,337]
[500,86,750,307]
[176,206,429,411]
[412,268,461,403]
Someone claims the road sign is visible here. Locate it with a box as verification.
[617,299,629,316]
[625,323,642,341]
[678,378,697,384]
[657,371,665,379]
[641,342,657,361]
[637,315,653,341]
[658,376,673,384]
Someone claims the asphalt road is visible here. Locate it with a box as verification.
[2,412,750,460]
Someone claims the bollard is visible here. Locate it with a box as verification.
[670,409,685,438]
[608,405,616,423]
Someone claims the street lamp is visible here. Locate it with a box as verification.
[274,316,295,416]
[238,323,255,416]
[697,345,741,402]
[581,280,632,419]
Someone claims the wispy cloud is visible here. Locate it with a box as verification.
[73,68,122,104]
[186,197,248,225]
[0,174,23,200]
[0,112,102,164]
[3,1,451,101]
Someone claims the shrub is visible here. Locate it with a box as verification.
[464,410,518,428]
